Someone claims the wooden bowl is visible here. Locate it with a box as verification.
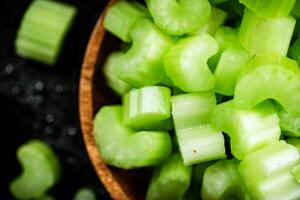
[79,0,150,199]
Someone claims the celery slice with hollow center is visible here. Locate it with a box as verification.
[146,153,192,200]
[234,54,300,117]
[164,34,218,92]
[239,9,295,57]
[146,0,211,36]
[123,86,172,130]
[93,106,172,169]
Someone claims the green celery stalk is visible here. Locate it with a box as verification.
[146,153,192,200]
[277,107,300,137]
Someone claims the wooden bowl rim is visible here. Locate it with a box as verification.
[79,0,134,199]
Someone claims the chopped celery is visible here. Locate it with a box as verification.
[16,0,76,65]
[277,107,300,137]
[201,159,250,200]
[146,0,211,36]
[10,140,60,200]
[234,54,300,117]
[103,52,131,96]
[211,100,280,160]
[177,124,226,165]
[290,38,300,66]
[118,19,173,87]
[239,141,300,191]
[287,138,300,152]
[146,153,192,200]
[93,106,172,169]
[73,188,96,200]
[190,7,227,36]
[292,164,300,184]
[104,1,149,42]
[164,34,218,92]
[240,0,296,18]
[214,47,249,96]
[123,86,172,130]
[239,9,295,57]
[171,92,216,130]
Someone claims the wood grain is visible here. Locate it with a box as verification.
[79,1,150,200]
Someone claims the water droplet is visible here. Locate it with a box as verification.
[46,114,54,123]
[4,64,14,74]
[11,86,20,95]
[34,81,44,91]
[55,84,64,94]
[67,127,76,136]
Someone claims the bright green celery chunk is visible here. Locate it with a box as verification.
[290,38,300,66]
[214,47,249,96]
[239,0,296,18]
[146,153,192,200]
[239,9,295,57]
[287,138,300,152]
[104,1,148,42]
[201,159,250,200]
[211,100,281,160]
[16,0,76,66]
[103,52,131,96]
[208,26,242,70]
[146,0,211,36]
[239,141,300,192]
[277,107,300,137]
[234,54,300,117]
[171,92,216,130]
[177,124,226,165]
[118,18,173,87]
[190,7,227,36]
[10,140,60,200]
[93,106,172,169]
[251,172,300,200]
[164,34,218,92]
[73,188,96,200]
[123,86,172,130]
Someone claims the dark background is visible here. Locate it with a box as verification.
[0,0,111,199]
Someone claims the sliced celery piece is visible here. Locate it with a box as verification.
[292,164,300,184]
[146,0,211,36]
[239,141,300,191]
[201,159,250,200]
[240,0,296,18]
[177,124,226,165]
[277,107,300,137]
[146,153,192,200]
[214,47,249,96]
[287,138,300,152]
[234,54,300,117]
[253,172,300,200]
[10,140,60,200]
[118,19,173,87]
[211,100,280,160]
[171,92,216,130]
[93,106,172,169]
[290,38,300,66]
[104,1,148,42]
[16,0,76,66]
[123,86,172,130]
[164,34,218,92]
[190,7,227,36]
[103,52,131,96]
[239,9,295,57]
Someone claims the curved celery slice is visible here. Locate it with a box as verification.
[190,7,227,36]
[239,141,300,191]
[164,34,218,92]
[123,86,172,130]
[104,1,148,42]
[211,100,280,160]
[146,153,192,200]
[234,54,300,117]
[277,107,300,137]
[93,106,172,169]
[177,124,226,165]
[239,9,295,57]
[171,92,216,130]
[201,159,250,200]
[118,19,173,87]
[146,0,211,36]
[103,52,131,96]
[10,140,60,200]
[16,0,76,66]
[240,0,296,18]
[214,48,249,96]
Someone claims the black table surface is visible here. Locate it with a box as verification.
[0,0,111,199]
